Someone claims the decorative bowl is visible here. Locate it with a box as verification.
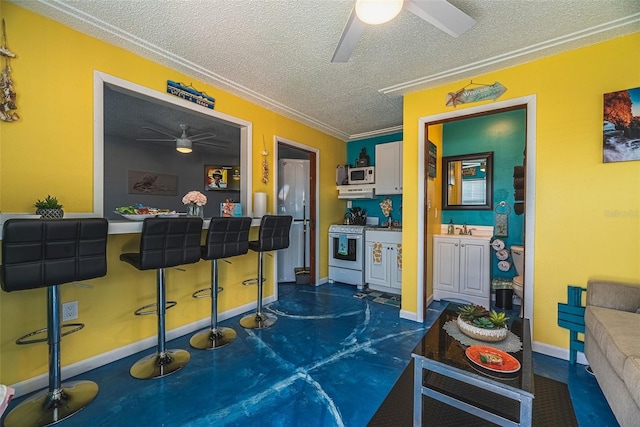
[457,315,508,342]
[115,213,155,221]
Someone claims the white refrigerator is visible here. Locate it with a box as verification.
[277,159,310,282]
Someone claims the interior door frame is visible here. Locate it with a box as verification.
[273,136,319,296]
[415,95,536,333]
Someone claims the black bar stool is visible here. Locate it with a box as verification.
[0,218,108,427]
[190,217,252,350]
[240,215,292,329]
[120,217,203,379]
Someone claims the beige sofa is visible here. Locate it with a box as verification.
[585,280,640,427]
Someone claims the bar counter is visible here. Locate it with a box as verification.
[0,216,263,238]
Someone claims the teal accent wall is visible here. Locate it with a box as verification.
[442,109,526,280]
[346,132,403,225]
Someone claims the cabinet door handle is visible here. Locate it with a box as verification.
[455,243,458,246]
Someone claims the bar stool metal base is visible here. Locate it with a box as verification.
[240,312,278,329]
[3,380,98,427]
[190,327,237,350]
[129,349,190,380]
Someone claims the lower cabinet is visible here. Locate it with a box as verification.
[433,235,490,308]
[365,230,402,293]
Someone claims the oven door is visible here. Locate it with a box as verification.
[329,232,363,269]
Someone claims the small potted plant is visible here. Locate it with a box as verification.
[34,195,64,219]
[457,304,509,342]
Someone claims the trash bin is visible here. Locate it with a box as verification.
[492,278,513,310]
[496,288,514,310]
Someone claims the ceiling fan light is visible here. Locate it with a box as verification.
[355,0,404,25]
[176,138,192,153]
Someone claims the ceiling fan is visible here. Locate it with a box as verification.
[332,0,476,63]
[136,123,221,153]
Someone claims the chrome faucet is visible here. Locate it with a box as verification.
[457,224,477,235]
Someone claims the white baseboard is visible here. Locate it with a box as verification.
[9,297,273,397]
[400,309,419,322]
[533,341,588,365]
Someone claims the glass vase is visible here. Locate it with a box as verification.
[187,203,204,218]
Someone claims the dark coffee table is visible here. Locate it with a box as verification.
[412,304,533,426]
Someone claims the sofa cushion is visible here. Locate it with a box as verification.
[623,356,640,409]
[585,306,640,378]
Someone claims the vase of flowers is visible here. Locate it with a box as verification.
[34,195,64,219]
[182,190,207,217]
[456,304,509,342]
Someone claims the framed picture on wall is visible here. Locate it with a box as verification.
[603,86,640,163]
[204,165,241,191]
[428,141,437,178]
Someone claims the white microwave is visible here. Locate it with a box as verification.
[348,166,375,184]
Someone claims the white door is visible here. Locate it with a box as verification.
[277,159,310,282]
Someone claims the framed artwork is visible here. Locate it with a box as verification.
[128,170,177,195]
[603,86,640,163]
[428,141,437,179]
[204,165,240,191]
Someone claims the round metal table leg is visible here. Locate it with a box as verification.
[3,380,98,427]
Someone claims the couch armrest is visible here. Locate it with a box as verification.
[586,280,640,312]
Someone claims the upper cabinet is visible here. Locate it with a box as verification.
[375,141,403,195]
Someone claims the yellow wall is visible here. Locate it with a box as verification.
[0,3,346,385]
[403,32,640,349]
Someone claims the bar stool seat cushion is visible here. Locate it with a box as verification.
[248,215,293,253]
[1,219,108,292]
[202,217,252,260]
[120,217,203,270]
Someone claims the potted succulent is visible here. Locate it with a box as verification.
[457,304,509,342]
[34,195,64,219]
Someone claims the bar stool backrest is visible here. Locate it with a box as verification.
[203,217,252,260]
[137,217,203,270]
[1,218,109,292]
[251,215,293,252]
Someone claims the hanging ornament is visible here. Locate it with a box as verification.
[261,136,269,183]
[0,19,19,122]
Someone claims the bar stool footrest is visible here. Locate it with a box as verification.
[242,278,265,286]
[16,323,85,345]
[191,287,223,299]
[134,301,177,316]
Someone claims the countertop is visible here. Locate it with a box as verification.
[0,214,263,238]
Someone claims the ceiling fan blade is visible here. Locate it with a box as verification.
[188,133,217,142]
[194,140,226,148]
[136,138,174,142]
[405,0,476,37]
[141,126,178,139]
[331,6,366,63]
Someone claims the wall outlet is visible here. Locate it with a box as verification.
[62,301,78,321]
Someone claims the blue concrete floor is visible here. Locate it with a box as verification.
[3,283,618,426]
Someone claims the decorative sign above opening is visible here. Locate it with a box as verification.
[446,81,507,108]
[166,80,215,110]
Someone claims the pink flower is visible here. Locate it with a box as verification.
[182,191,207,206]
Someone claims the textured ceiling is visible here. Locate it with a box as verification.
[13,0,640,141]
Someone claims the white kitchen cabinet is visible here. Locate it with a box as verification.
[365,230,402,293]
[375,141,403,195]
[433,235,490,308]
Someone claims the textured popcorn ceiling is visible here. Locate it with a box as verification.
[14,0,640,141]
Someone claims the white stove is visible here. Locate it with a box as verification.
[328,224,366,289]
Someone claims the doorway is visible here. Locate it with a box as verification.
[416,95,537,331]
[274,136,318,292]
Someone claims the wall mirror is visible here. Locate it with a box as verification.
[442,151,493,210]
